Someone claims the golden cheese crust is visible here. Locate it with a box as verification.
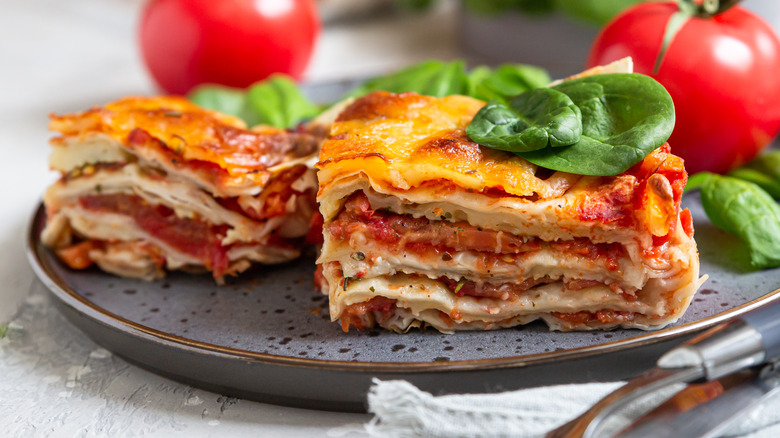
[316,91,579,200]
[44,96,321,281]
[50,96,317,194]
[315,90,700,333]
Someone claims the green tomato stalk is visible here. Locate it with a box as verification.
[654,0,742,73]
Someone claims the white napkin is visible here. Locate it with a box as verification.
[364,378,780,438]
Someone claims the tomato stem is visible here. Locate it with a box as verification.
[679,0,741,18]
[656,0,742,73]
[655,6,693,74]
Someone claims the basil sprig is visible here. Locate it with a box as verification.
[685,152,780,271]
[347,60,471,98]
[244,75,321,128]
[466,73,675,176]
[188,75,320,129]
[687,152,780,200]
[188,61,552,128]
[187,86,247,122]
[469,64,552,103]
[466,89,582,152]
[348,60,551,102]
[727,151,780,200]
[696,172,780,270]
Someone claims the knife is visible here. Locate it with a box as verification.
[546,297,780,438]
[615,364,780,438]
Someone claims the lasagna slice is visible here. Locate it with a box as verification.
[42,96,319,282]
[316,91,701,332]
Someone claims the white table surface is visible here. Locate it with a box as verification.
[0,1,458,437]
[4,1,779,437]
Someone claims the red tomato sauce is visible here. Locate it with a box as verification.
[340,296,397,332]
[79,193,231,277]
[327,192,625,270]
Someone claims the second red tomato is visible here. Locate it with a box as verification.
[588,2,780,174]
[139,0,319,95]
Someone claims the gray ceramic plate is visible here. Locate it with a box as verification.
[27,81,780,412]
[27,191,780,412]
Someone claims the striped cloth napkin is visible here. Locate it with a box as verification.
[362,378,780,438]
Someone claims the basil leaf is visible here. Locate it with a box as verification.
[395,0,436,11]
[187,75,319,128]
[348,60,551,101]
[700,174,780,270]
[683,171,714,194]
[464,0,555,16]
[746,151,780,178]
[729,151,780,200]
[347,60,470,98]
[465,89,582,153]
[554,0,645,26]
[188,85,252,123]
[728,167,780,200]
[518,73,674,176]
[245,75,321,128]
[466,65,492,98]
[426,61,470,97]
[470,64,552,103]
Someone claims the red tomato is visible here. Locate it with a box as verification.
[139,0,319,95]
[588,2,780,174]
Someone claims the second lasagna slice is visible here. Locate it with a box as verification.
[43,97,320,282]
[316,91,701,332]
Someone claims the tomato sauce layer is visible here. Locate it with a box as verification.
[79,193,231,277]
[439,275,633,301]
[328,192,625,268]
[437,276,548,300]
[340,296,397,332]
[551,310,637,325]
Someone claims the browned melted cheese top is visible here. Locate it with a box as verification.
[50,96,314,188]
[317,91,570,199]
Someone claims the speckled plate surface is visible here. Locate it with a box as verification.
[28,191,780,412]
[27,80,780,411]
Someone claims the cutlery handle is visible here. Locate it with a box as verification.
[658,299,780,380]
[743,298,780,361]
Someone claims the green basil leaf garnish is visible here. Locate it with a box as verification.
[464,0,555,16]
[245,75,321,128]
[465,89,582,153]
[346,60,551,101]
[347,60,471,98]
[188,85,252,123]
[554,0,645,26]
[466,65,492,98]
[727,167,780,200]
[187,61,554,128]
[728,151,780,200]
[469,64,552,103]
[527,73,674,175]
[468,73,674,176]
[187,75,320,129]
[700,174,780,270]
[746,151,780,178]
[683,171,712,194]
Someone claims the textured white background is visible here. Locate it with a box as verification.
[2,1,779,437]
[0,1,457,437]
